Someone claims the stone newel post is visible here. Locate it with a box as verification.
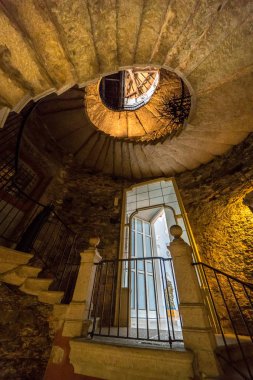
[62,237,102,337]
[168,225,220,379]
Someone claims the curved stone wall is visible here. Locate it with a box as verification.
[85,69,189,142]
[45,133,253,282]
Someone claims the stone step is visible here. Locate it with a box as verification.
[69,339,194,380]
[16,265,41,278]
[0,246,33,273]
[0,269,26,286]
[38,290,64,305]
[0,264,42,286]
[20,278,54,295]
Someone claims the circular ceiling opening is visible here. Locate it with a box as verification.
[99,67,159,111]
[85,68,191,142]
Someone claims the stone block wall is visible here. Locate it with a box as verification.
[47,161,133,260]
[177,132,253,283]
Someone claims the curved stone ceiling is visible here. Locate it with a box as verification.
[0,0,253,179]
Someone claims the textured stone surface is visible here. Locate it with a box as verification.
[0,282,53,380]
[4,0,75,89]
[85,69,186,141]
[46,0,99,82]
[47,162,132,259]
[177,132,253,283]
[43,132,253,285]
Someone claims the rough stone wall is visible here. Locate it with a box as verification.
[176,132,253,283]
[0,283,53,380]
[42,134,253,332]
[47,160,133,259]
[46,134,253,280]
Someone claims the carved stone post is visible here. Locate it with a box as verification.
[62,237,102,337]
[168,225,220,379]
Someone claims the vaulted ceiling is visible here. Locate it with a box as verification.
[0,0,253,179]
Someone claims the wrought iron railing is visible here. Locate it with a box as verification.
[88,257,183,347]
[0,106,80,304]
[193,262,253,380]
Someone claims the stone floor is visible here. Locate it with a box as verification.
[89,317,183,350]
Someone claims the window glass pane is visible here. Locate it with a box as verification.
[150,196,163,205]
[162,187,175,196]
[148,182,161,191]
[147,261,153,273]
[137,199,149,208]
[144,222,150,235]
[161,180,173,188]
[148,275,156,311]
[136,219,143,233]
[163,194,177,204]
[149,189,162,198]
[127,189,136,197]
[127,202,136,212]
[137,233,143,257]
[131,272,135,309]
[137,185,148,193]
[137,273,146,310]
[131,230,135,256]
[137,259,144,271]
[145,236,152,257]
[127,195,136,203]
[137,192,149,201]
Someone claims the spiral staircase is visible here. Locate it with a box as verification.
[0,0,252,180]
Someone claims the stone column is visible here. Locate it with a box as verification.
[62,237,102,337]
[168,225,220,379]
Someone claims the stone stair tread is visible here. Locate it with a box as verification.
[20,278,54,295]
[0,262,19,274]
[38,290,64,305]
[0,246,33,265]
[0,270,27,286]
[16,265,41,278]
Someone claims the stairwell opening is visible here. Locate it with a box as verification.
[99,67,160,111]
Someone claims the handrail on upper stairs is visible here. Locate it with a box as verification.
[193,261,253,380]
[0,97,81,304]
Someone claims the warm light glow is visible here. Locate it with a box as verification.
[243,190,253,213]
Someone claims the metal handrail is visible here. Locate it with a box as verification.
[95,256,171,264]
[11,179,76,234]
[192,261,253,380]
[89,256,182,346]
[193,262,253,289]
[0,98,81,304]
